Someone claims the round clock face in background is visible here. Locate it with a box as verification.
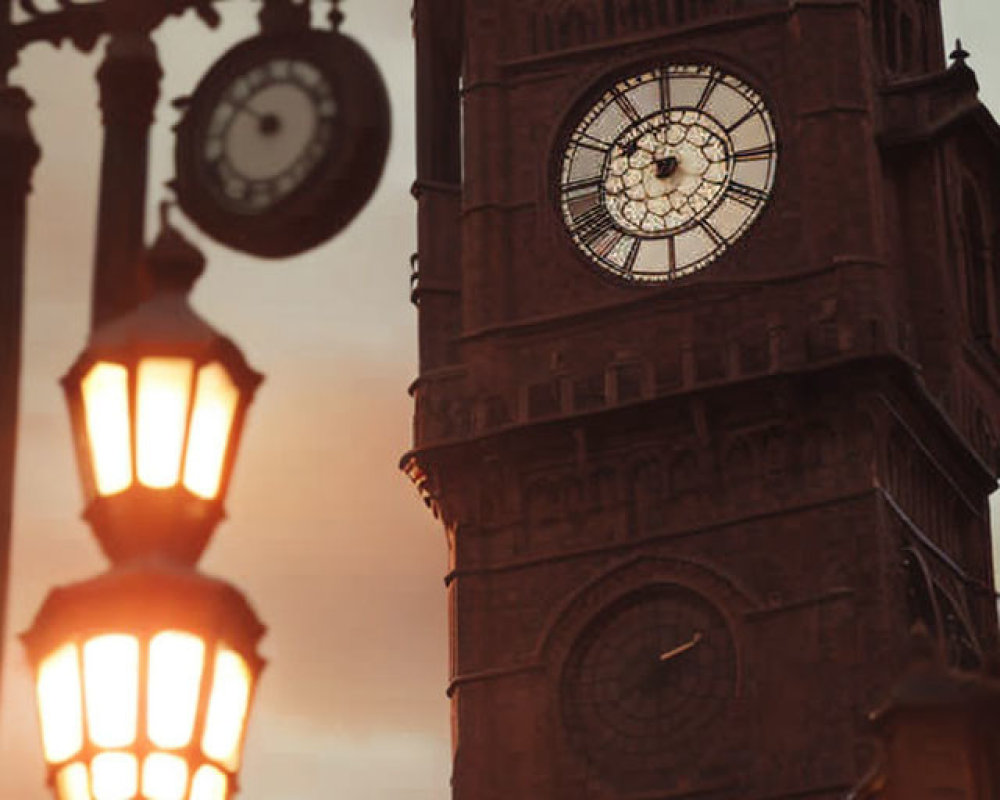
[202,57,339,214]
[561,584,738,785]
[174,29,390,259]
[559,64,777,284]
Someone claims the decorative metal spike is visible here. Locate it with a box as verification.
[951,38,970,65]
[330,0,344,31]
[259,0,310,34]
[147,202,205,294]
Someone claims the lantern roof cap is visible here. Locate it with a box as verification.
[21,560,267,665]
[74,217,262,388]
[146,212,206,293]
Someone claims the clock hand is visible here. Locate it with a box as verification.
[234,101,282,136]
[658,631,703,663]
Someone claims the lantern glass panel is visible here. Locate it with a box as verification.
[137,358,194,489]
[81,363,132,496]
[37,642,84,763]
[55,762,91,800]
[91,752,137,800]
[189,765,228,800]
[148,631,205,749]
[142,753,188,800]
[183,363,240,500]
[201,648,251,770]
[83,635,139,748]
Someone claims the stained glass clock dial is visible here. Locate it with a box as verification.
[561,585,738,785]
[559,64,777,283]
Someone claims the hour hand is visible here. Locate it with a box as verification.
[658,631,703,663]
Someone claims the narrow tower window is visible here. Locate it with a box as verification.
[884,0,899,72]
[962,183,989,339]
[900,12,914,72]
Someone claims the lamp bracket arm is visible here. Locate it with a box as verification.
[1,0,225,70]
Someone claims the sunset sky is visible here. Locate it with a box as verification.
[0,2,998,800]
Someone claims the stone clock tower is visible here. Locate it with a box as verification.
[404,1,1000,798]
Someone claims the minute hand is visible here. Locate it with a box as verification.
[658,631,703,663]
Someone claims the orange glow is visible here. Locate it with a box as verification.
[36,643,84,763]
[90,752,137,800]
[142,753,188,800]
[201,648,252,770]
[183,363,239,499]
[83,635,139,748]
[55,762,91,800]
[148,631,205,749]
[81,363,132,496]
[189,765,227,800]
[136,358,194,488]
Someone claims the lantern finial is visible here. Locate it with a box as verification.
[146,203,205,294]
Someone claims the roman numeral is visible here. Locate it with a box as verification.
[571,131,610,152]
[727,181,769,208]
[621,237,640,273]
[594,230,624,258]
[659,67,671,111]
[668,237,677,277]
[695,75,719,112]
[734,143,776,161]
[563,175,602,195]
[726,104,763,134]
[699,219,726,247]
[613,89,642,123]
[574,205,617,246]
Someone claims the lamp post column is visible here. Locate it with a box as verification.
[0,83,39,710]
[91,30,161,329]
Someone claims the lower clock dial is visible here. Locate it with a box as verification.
[561,584,738,785]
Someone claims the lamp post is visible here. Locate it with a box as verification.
[22,216,266,800]
[1,1,389,795]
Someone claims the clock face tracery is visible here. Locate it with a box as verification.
[561,585,738,784]
[559,64,778,283]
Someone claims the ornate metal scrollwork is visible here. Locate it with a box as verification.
[1,0,223,74]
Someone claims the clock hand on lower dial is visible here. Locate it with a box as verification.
[658,631,703,663]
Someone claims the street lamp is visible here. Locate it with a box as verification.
[22,217,266,800]
[22,564,265,800]
[61,217,263,564]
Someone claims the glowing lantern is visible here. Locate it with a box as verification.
[22,563,266,800]
[60,222,263,563]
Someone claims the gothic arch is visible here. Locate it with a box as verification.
[534,554,758,662]
[901,547,938,638]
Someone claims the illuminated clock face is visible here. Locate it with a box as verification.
[559,64,778,283]
[561,585,738,786]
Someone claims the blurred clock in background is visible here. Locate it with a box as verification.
[173,26,390,258]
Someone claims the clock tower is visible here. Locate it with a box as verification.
[405,1,1000,798]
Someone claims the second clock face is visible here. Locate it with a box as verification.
[559,64,777,283]
[561,584,738,785]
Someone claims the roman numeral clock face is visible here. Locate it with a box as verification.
[559,64,777,283]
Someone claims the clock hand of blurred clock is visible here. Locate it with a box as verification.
[658,631,703,663]
[234,101,282,136]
